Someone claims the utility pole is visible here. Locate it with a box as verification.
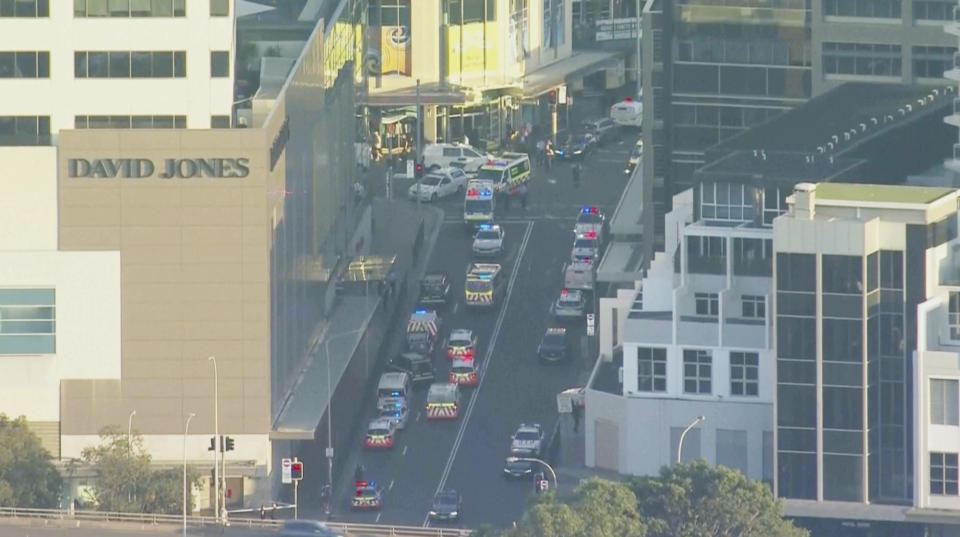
[416,79,422,213]
[207,356,219,524]
[635,0,642,99]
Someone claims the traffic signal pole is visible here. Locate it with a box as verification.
[416,79,422,213]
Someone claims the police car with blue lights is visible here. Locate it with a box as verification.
[351,480,383,510]
[472,223,505,257]
[551,288,586,320]
[378,403,409,429]
[574,206,605,244]
[571,231,600,263]
[464,180,496,227]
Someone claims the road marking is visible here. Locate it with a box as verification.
[452,302,459,314]
[423,220,535,527]
[389,479,395,491]
[376,512,382,523]
[416,411,422,422]
[547,178,557,184]
[402,446,408,456]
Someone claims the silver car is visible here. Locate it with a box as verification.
[378,405,409,430]
[571,232,600,263]
[552,288,586,319]
[472,224,504,256]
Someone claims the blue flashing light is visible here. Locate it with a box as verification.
[414,308,427,314]
[393,403,402,408]
[478,274,491,280]
[580,206,597,214]
[390,391,400,396]
[479,223,492,230]
[369,480,376,487]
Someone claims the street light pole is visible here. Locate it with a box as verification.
[635,0,642,99]
[322,329,366,519]
[676,415,706,465]
[207,356,220,523]
[127,410,137,447]
[183,412,196,537]
[508,457,558,489]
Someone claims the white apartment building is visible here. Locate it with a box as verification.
[587,176,781,482]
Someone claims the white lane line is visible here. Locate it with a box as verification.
[376,512,382,523]
[452,302,459,314]
[389,479,395,491]
[422,220,535,528]
[416,411,422,422]
[402,445,408,456]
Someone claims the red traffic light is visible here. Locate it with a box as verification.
[291,461,303,480]
[548,90,557,104]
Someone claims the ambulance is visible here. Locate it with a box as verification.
[464,263,504,307]
[425,382,461,419]
[377,372,411,412]
[463,180,495,227]
[406,308,440,356]
[448,358,479,387]
[475,153,531,196]
[563,260,595,291]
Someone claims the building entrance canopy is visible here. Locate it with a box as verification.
[522,51,624,98]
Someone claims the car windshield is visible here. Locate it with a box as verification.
[450,336,472,346]
[422,175,444,186]
[559,296,581,307]
[466,280,492,292]
[476,168,503,182]
[465,199,492,212]
[476,230,499,240]
[435,492,457,505]
[574,238,597,249]
[427,391,452,404]
[452,365,473,374]
[423,279,444,292]
[378,388,403,398]
[369,427,390,436]
[516,430,540,441]
[577,213,601,224]
[542,333,565,346]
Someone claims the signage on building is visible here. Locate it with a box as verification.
[270,116,290,171]
[67,158,250,179]
[281,458,292,484]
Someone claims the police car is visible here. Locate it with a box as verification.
[445,328,477,360]
[351,480,383,510]
[378,404,409,430]
[551,288,586,319]
[408,167,468,202]
[448,357,479,387]
[510,423,545,456]
[364,418,397,450]
[472,223,505,257]
[574,206,605,244]
[537,327,569,363]
[571,231,600,263]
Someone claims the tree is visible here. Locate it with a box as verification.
[628,460,807,537]
[0,414,62,508]
[504,478,645,537]
[81,427,198,514]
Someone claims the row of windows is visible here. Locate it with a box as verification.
[691,293,765,318]
[700,182,755,222]
[673,104,781,129]
[0,115,50,146]
[0,52,49,78]
[0,0,47,17]
[674,63,811,99]
[73,0,228,16]
[75,115,186,129]
[75,50,185,78]
[914,0,956,20]
[823,0,901,18]
[677,37,809,67]
[637,347,760,397]
[822,42,902,77]
[0,289,55,355]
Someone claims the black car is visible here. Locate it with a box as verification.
[503,455,535,478]
[387,352,435,386]
[419,272,450,306]
[429,489,462,521]
[537,327,568,363]
[555,133,597,160]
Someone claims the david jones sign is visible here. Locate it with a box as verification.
[68,158,250,179]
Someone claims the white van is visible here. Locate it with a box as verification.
[610,98,643,128]
[422,143,491,173]
[563,261,595,291]
[377,372,411,412]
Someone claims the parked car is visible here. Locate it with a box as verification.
[422,143,491,173]
[387,352,436,387]
[555,132,597,160]
[537,327,569,363]
[582,117,619,144]
[429,489,462,521]
[408,167,468,202]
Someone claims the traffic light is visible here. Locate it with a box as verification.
[225,437,235,452]
[548,90,557,105]
[415,159,424,179]
[291,461,303,480]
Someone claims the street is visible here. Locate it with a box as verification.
[299,130,637,529]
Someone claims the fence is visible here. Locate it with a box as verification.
[0,507,472,537]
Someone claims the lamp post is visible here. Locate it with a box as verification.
[676,415,706,465]
[322,328,366,519]
[207,356,220,523]
[183,412,196,537]
[506,457,558,490]
[127,410,137,447]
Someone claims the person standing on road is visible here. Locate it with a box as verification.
[544,139,554,170]
[572,162,582,188]
[572,402,583,432]
[535,138,545,167]
[519,182,528,210]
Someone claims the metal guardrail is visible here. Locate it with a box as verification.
[0,507,472,536]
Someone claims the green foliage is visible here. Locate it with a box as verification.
[81,427,199,514]
[628,460,808,537]
[0,414,62,508]
[504,478,645,537]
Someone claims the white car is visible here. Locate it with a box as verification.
[574,206,605,243]
[379,405,409,430]
[472,224,505,257]
[408,167,468,202]
[571,231,600,263]
[610,97,643,127]
[422,143,491,173]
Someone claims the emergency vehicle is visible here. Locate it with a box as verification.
[571,231,600,262]
[465,263,504,307]
[610,97,643,127]
[464,180,495,226]
[448,357,479,386]
[574,206,605,244]
[425,382,461,419]
[475,153,531,196]
[364,418,397,449]
[563,261,594,291]
[352,480,383,510]
[377,372,410,412]
[445,328,477,360]
[406,308,440,356]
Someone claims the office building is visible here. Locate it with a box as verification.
[0,0,366,508]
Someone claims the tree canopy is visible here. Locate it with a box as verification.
[0,414,62,508]
[81,426,198,514]
[503,478,645,537]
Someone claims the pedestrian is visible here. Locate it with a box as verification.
[572,161,581,188]
[259,504,266,520]
[572,402,582,432]
[372,131,382,162]
[535,139,545,167]
[545,139,554,170]
[271,502,278,520]
[519,182,528,210]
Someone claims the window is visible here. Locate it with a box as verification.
[931,379,960,425]
[637,347,666,392]
[0,0,48,16]
[730,352,759,396]
[695,293,719,316]
[0,116,50,145]
[75,115,186,129]
[913,46,956,78]
[700,182,755,222]
[716,429,748,474]
[211,115,230,128]
[210,51,229,77]
[742,295,765,319]
[75,51,185,78]
[0,51,48,78]
[823,0,901,17]
[914,0,953,20]
[683,349,712,394]
[446,0,495,24]
[931,452,959,495]
[75,0,185,16]
[951,293,960,340]
[822,42,901,77]
[210,0,228,16]
[0,289,55,354]
[510,0,529,61]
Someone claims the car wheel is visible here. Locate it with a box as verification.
[431,193,438,202]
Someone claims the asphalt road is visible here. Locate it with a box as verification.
[302,129,637,529]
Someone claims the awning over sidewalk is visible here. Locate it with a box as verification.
[363,82,470,106]
[522,51,624,98]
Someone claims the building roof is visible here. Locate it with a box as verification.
[695,150,864,187]
[814,182,956,205]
